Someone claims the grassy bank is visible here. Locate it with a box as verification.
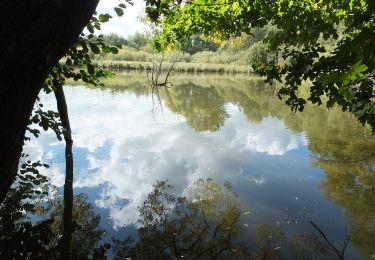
[99,71,262,88]
[96,60,253,74]
[94,45,253,74]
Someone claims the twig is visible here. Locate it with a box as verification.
[310,221,349,260]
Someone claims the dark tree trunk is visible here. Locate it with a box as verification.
[0,0,99,203]
[54,85,74,259]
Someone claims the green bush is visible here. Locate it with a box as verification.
[245,41,274,65]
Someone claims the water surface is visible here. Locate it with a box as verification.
[22,72,375,258]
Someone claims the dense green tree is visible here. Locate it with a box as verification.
[126,32,150,50]
[145,0,375,130]
[181,35,220,54]
[101,33,128,47]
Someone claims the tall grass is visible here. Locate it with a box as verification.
[190,50,247,65]
[101,46,191,63]
[97,60,253,74]
[95,46,252,74]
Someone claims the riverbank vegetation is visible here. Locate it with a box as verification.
[1,0,373,258]
[93,25,279,74]
[144,0,374,131]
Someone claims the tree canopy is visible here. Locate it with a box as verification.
[145,0,375,130]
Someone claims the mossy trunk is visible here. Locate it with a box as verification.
[0,0,99,203]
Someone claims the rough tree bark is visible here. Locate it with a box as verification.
[0,0,100,203]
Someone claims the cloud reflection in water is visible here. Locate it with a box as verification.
[30,86,307,228]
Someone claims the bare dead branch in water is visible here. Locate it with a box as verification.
[310,221,350,260]
[147,50,180,117]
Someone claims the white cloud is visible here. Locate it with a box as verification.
[21,139,44,163]
[231,116,307,156]
[96,0,146,37]
[248,176,268,186]
[44,163,66,187]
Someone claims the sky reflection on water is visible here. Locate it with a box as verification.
[23,73,375,258]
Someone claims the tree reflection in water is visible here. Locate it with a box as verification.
[2,74,374,258]
[0,186,107,259]
[0,178,351,259]
[0,187,55,259]
[113,179,343,260]
[164,84,229,132]
[113,178,249,259]
[142,76,375,259]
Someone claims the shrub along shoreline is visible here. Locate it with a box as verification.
[96,60,253,74]
[92,26,281,75]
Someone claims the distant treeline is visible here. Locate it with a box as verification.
[94,25,290,73]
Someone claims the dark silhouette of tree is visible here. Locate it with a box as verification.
[0,186,105,259]
[54,83,74,258]
[0,187,55,259]
[0,0,100,203]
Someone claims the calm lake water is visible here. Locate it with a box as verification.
[20,72,375,258]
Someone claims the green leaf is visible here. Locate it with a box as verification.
[89,42,100,54]
[115,7,124,17]
[87,24,94,33]
[102,46,111,54]
[99,14,111,23]
[110,47,119,54]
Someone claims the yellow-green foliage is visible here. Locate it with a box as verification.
[96,60,253,74]
[98,46,191,63]
[190,51,247,65]
[94,44,253,73]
